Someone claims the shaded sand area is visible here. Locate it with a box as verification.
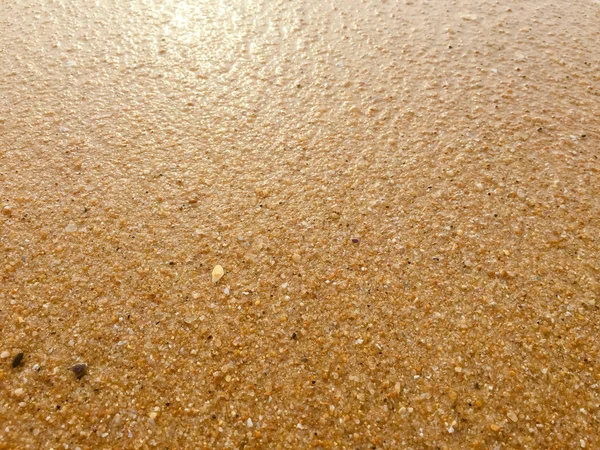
[1,0,599,448]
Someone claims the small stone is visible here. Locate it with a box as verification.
[212,265,224,283]
[14,388,24,397]
[246,418,253,427]
[65,222,77,233]
[455,366,462,373]
[507,411,518,422]
[0,351,9,359]
[2,205,12,216]
[72,363,87,379]
[149,412,158,420]
[351,238,359,243]
[12,352,24,368]
[292,253,301,263]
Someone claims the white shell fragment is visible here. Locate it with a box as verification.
[212,265,224,283]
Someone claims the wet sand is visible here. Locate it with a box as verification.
[1,0,599,448]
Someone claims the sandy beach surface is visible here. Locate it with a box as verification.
[1,0,599,448]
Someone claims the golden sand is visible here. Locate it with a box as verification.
[1,0,599,448]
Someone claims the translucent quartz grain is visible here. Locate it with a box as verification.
[0,0,599,448]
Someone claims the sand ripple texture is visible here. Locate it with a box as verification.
[0,0,599,449]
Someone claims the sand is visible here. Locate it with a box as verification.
[0,0,599,448]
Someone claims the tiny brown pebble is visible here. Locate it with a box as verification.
[12,352,24,368]
[72,363,87,379]
[351,238,359,243]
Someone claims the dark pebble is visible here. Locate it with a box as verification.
[12,352,24,368]
[72,363,87,379]
[291,333,297,340]
[351,238,359,243]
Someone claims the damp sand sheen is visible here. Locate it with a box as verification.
[0,0,599,448]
